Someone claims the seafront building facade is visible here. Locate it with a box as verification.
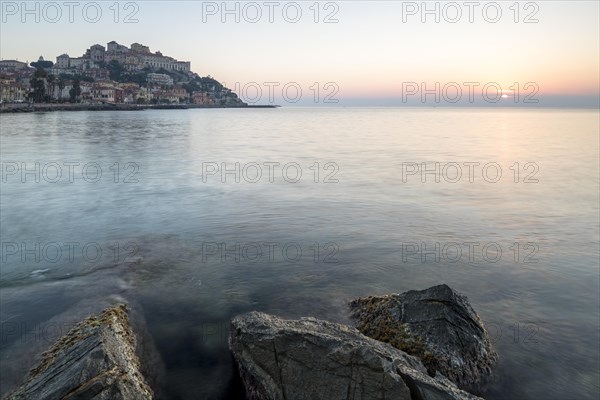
[0,77,28,102]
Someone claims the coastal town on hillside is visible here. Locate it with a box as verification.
[0,41,246,107]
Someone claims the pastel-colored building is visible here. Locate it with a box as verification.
[147,73,174,86]
[0,60,28,71]
[192,91,214,105]
[0,78,28,102]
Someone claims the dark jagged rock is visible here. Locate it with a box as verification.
[6,305,154,399]
[1,296,166,399]
[230,311,482,400]
[350,284,497,392]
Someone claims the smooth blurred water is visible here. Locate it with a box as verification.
[1,108,599,399]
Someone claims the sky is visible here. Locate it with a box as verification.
[1,0,598,106]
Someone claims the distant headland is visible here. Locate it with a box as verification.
[0,40,271,111]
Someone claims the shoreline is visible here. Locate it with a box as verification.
[0,103,279,113]
[5,286,493,399]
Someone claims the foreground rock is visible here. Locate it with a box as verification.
[230,311,482,400]
[350,284,497,392]
[7,305,154,399]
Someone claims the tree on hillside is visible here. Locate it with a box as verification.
[199,76,223,91]
[28,68,48,102]
[47,74,56,100]
[107,60,125,81]
[57,77,66,101]
[127,72,147,86]
[69,79,81,103]
[30,60,54,69]
[183,81,200,95]
[58,73,94,83]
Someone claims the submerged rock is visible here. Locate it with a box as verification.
[349,284,497,392]
[230,311,482,400]
[6,305,154,399]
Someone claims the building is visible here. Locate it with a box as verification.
[0,78,28,102]
[153,90,179,103]
[114,87,124,103]
[192,91,214,105]
[89,44,106,64]
[104,52,142,71]
[51,41,192,77]
[56,83,72,100]
[117,82,141,103]
[107,41,191,72]
[0,60,28,71]
[83,68,109,81]
[56,54,70,69]
[79,83,117,103]
[131,43,150,53]
[134,86,152,103]
[153,85,189,103]
[69,57,88,69]
[170,85,188,98]
[142,53,191,72]
[106,41,129,53]
[175,61,191,72]
[147,73,174,86]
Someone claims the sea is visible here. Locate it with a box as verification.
[1,107,598,399]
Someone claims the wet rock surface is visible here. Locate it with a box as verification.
[6,304,154,400]
[230,311,482,400]
[350,284,497,392]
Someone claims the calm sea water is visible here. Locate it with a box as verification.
[1,108,599,399]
